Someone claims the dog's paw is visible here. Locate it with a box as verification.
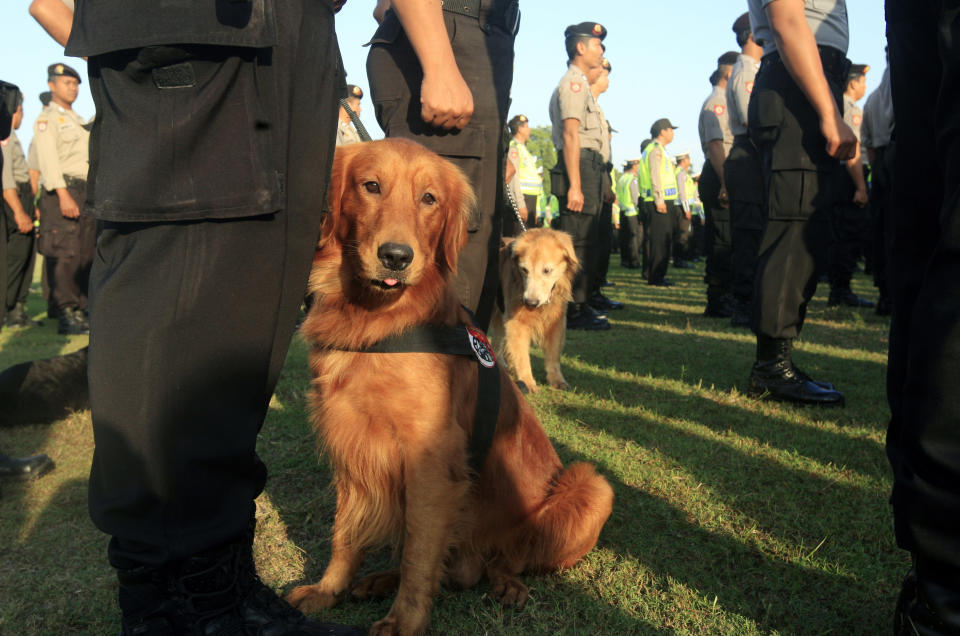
[491,575,529,607]
[368,616,401,636]
[549,380,570,390]
[285,584,341,613]
[352,570,400,599]
[368,613,428,636]
[516,380,530,394]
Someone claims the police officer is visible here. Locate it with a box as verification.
[617,159,642,268]
[33,63,94,335]
[644,118,680,286]
[861,62,894,316]
[366,0,518,331]
[745,0,855,406]
[638,137,654,278]
[1,90,38,327]
[673,150,695,268]
[505,114,541,234]
[699,53,738,317]
[828,63,873,308]
[549,21,611,329]
[589,57,622,311]
[336,84,364,147]
[726,12,765,328]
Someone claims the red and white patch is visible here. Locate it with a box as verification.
[570,82,582,93]
[852,114,862,126]
[713,104,726,116]
[745,80,754,94]
[0,139,7,147]
[509,148,519,160]
[466,327,496,368]
[37,121,47,132]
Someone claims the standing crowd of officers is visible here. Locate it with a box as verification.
[1,62,93,337]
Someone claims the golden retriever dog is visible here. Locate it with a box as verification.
[489,229,579,394]
[285,139,614,636]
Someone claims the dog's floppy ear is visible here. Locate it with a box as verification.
[438,160,477,274]
[320,144,360,247]
[556,229,581,274]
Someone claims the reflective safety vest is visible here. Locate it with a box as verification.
[510,138,542,196]
[676,167,696,205]
[639,151,653,202]
[645,141,678,201]
[616,172,639,216]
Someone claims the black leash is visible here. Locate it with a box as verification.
[339,98,372,142]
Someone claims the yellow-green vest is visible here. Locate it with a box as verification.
[510,138,542,196]
[645,141,678,201]
[675,167,696,205]
[639,151,653,202]
[616,172,639,216]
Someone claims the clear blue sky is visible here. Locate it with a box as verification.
[2,1,887,172]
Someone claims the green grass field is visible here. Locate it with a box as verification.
[0,259,903,635]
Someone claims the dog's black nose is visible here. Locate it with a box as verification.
[378,242,414,271]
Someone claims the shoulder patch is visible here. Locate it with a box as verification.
[37,121,47,132]
[509,148,519,160]
[745,80,754,94]
[713,104,726,116]
[852,114,862,126]
[570,81,582,93]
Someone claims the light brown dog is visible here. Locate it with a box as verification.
[489,228,579,393]
[285,139,613,636]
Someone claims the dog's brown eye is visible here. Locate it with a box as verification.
[421,192,436,205]
[363,181,380,194]
[519,266,528,275]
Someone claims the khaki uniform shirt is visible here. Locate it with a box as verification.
[843,93,862,143]
[33,103,90,190]
[1,131,29,190]
[698,85,733,157]
[597,103,611,163]
[549,64,605,153]
[727,53,760,136]
[336,120,361,147]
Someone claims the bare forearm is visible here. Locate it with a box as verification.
[390,0,457,78]
[29,0,73,47]
[562,133,581,190]
[846,148,866,192]
[3,188,25,217]
[707,140,726,184]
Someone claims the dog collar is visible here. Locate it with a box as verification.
[319,320,500,475]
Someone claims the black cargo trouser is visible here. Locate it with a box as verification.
[885,0,960,585]
[619,212,641,267]
[725,135,765,305]
[870,144,893,298]
[700,159,731,297]
[367,5,515,330]
[556,149,604,304]
[4,181,36,311]
[596,194,613,289]
[86,0,341,569]
[748,48,847,339]
[37,180,95,312]
[829,171,871,291]
[647,199,676,284]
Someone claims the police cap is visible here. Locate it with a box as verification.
[507,114,529,134]
[344,84,363,100]
[675,150,691,160]
[39,91,52,106]
[623,158,641,169]
[732,12,751,36]
[650,118,678,137]
[718,51,739,67]
[848,64,870,81]
[565,22,607,41]
[48,63,81,83]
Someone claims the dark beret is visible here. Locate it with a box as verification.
[848,64,870,81]
[565,22,607,41]
[47,63,81,83]
[344,84,363,100]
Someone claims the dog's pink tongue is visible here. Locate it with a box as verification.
[383,278,399,287]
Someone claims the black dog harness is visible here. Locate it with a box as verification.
[319,320,501,475]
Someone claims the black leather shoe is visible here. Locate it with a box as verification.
[894,564,960,635]
[0,452,54,480]
[828,288,875,308]
[704,295,734,318]
[567,304,610,331]
[747,337,844,407]
[672,259,694,269]
[588,292,624,311]
[57,309,90,335]
[118,536,364,636]
[5,302,40,327]
[648,278,674,287]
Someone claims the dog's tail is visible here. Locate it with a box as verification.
[521,462,614,571]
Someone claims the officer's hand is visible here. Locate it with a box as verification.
[421,68,474,130]
[13,211,34,234]
[685,210,692,220]
[853,187,868,208]
[821,111,857,161]
[718,185,730,208]
[655,201,667,214]
[58,191,80,219]
[566,186,584,212]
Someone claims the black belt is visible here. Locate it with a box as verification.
[443,0,520,36]
[762,46,850,85]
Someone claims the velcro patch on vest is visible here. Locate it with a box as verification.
[466,327,496,368]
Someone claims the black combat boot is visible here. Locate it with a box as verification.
[0,452,55,480]
[894,558,960,635]
[566,303,610,331]
[828,287,875,308]
[57,307,89,335]
[118,528,363,636]
[703,286,734,318]
[747,336,844,407]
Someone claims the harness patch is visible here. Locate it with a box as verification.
[467,327,496,368]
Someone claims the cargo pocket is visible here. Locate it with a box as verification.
[767,168,835,220]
